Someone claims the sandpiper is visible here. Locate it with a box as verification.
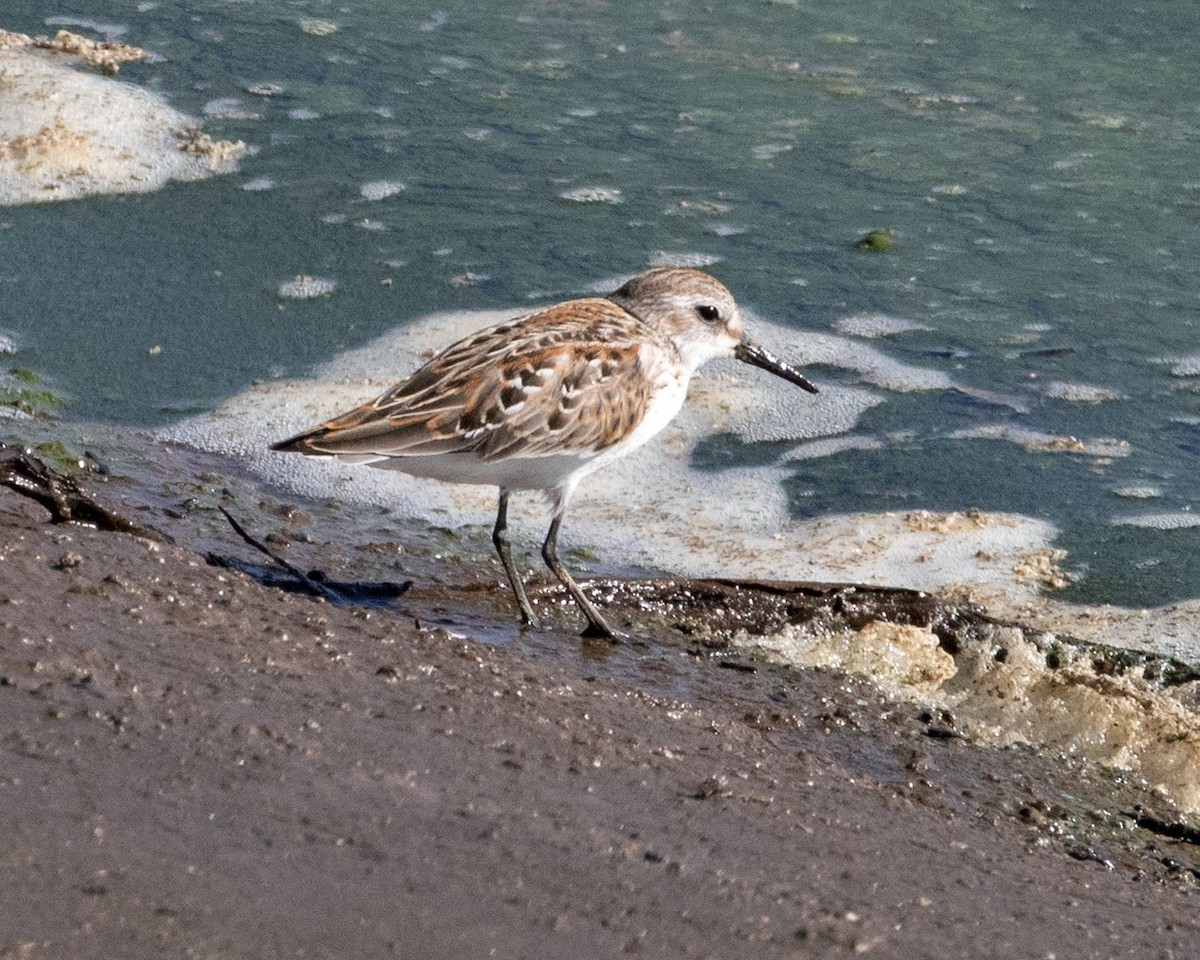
[271,267,817,638]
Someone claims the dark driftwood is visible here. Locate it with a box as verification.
[210,506,411,607]
[572,575,998,648]
[216,506,341,601]
[0,452,161,539]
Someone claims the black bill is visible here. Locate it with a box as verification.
[734,338,819,394]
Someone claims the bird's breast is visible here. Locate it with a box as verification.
[584,363,690,466]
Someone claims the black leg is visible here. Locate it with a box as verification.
[541,512,617,640]
[493,489,539,627]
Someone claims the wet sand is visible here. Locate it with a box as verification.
[3,437,1200,959]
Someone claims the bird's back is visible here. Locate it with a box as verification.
[271,297,684,484]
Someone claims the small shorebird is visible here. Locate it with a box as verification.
[271,267,817,639]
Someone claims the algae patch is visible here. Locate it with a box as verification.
[0,367,62,416]
[852,228,897,252]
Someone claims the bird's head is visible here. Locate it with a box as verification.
[608,267,818,392]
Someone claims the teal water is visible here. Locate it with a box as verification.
[3,1,1200,606]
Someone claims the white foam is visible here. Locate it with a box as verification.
[1112,485,1162,500]
[948,424,1131,458]
[832,312,931,338]
[1038,380,1120,403]
[203,97,258,120]
[360,180,406,201]
[741,616,1200,813]
[0,45,243,205]
[299,19,337,36]
[43,17,128,38]
[1168,355,1200,377]
[245,82,284,98]
[648,251,723,269]
[163,303,1052,602]
[1112,513,1200,530]
[277,276,338,299]
[751,143,791,160]
[557,186,622,204]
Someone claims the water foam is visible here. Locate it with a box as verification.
[741,618,1200,812]
[832,312,931,338]
[0,37,243,205]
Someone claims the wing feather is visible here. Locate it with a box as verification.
[271,298,669,463]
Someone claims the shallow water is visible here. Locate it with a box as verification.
[4,1,1200,607]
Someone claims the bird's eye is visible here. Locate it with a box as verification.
[696,304,720,323]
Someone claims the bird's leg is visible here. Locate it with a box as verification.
[541,512,618,641]
[493,489,539,628]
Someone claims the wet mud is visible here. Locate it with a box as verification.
[3,438,1200,959]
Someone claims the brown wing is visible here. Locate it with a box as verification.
[271,299,661,461]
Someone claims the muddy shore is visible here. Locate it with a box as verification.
[3,433,1200,959]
